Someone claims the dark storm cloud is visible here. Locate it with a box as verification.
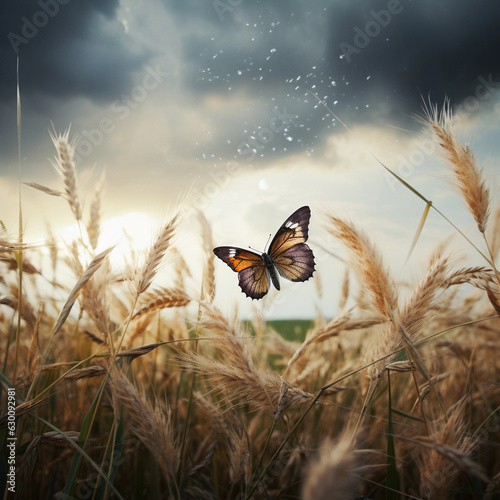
[168,0,500,123]
[328,0,500,121]
[167,0,329,94]
[1,0,499,177]
[0,0,155,172]
[164,1,337,161]
[160,0,500,164]
[0,0,152,102]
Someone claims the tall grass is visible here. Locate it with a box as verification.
[1,105,500,499]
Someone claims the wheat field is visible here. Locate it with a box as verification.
[1,104,500,499]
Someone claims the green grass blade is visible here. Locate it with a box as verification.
[391,407,424,423]
[377,159,490,264]
[63,376,108,498]
[406,201,432,262]
[14,54,23,383]
[34,415,124,500]
[377,161,427,203]
[96,418,125,499]
[386,371,400,500]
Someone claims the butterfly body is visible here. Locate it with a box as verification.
[261,252,281,291]
[213,206,315,300]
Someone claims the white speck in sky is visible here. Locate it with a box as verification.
[120,18,129,33]
[259,178,269,190]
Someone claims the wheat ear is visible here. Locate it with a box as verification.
[426,102,490,234]
[49,127,82,223]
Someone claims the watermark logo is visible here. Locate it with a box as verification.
[6,387,17,493]
[72,65,168,165]
[213,0,243,21]
[7,0,71,53]
[385,73,500,192]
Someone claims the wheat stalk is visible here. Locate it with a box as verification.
[302,432,359,500]
[132,286,191,319]
[135,212,180,297]
[325,214,397,321]
[87,172,105,251]
[198,210,216,302]
[109,367,180,481]
[49,128,83,222]
[426,102,490,234]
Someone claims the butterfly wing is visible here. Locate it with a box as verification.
[273,243,315,282]
[268,206,311,256]
[267,206,315,282]
[213,247,270,299]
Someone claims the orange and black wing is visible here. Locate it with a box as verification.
[267,206,315,283]
[213,247,270,299]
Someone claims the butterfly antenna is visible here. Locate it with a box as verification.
[248,245,263,254]
[264,233,272,252]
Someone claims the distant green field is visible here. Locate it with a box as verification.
[245,319,313,341]
[268,319,314,341]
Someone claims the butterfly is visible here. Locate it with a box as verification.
[213,206,315,300]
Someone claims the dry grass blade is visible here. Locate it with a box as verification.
[406,201,432,262]
[23,181,63,198]
[52,245,115,336]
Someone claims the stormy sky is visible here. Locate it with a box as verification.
[1,0,500,316]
